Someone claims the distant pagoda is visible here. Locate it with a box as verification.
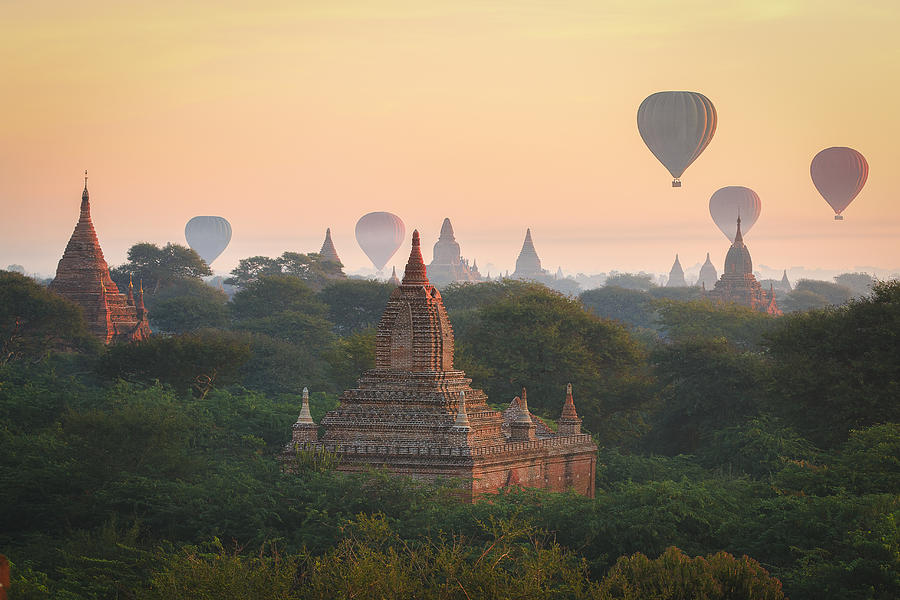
[780,269,792,291]
[512,228,544,279]
[697,253,718,289]
[666,254,686,287]
[287,231,596,500]
[318,228,342,264]
[426,218,482,287]
[49,173,151,343]
[707,217,781,315]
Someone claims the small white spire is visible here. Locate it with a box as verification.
[296,386,314,424]
[454,390,470,428]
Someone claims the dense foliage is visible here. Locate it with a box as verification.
[1,270,898,599]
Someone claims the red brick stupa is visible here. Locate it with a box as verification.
[707,216,780,315]
[49,173,151,343]
[288,230,597,500]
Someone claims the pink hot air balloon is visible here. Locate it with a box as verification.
[709,186,761,242]
[810,147,868,220]
[355,212,405,272]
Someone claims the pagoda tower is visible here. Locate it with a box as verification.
[288,231,596,500]
[667,254,686,287]
[707,217,777,313]
[427,218,481,287]
[512,228,544,279]
[318,228,342,264]
[49,173,151,343]
[780,269,792,291]
[697,253,718,289]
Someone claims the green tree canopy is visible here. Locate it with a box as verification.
[605,272,655,291]
[781,278,853,312]
[149,279,229,333]
[226,252,344,290]
[317,279,393,335]
[833,272,875,297]
[580,286,656,331]
[0,271,98,364]
[765,280,900,446]
[453,284,653,440]
[97,330,251,397]
[655,298,776,349]
[110,242,211,295]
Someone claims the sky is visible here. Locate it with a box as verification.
[1,0,898,281]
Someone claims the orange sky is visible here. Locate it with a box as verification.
[2,1,898,280]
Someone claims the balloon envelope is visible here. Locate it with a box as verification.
[810,147,868,218]
[185,216,232,266]
[709,186,761,242]
[355,212,405,271]
[637,91,717,187]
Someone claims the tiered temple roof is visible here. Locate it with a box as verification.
[513,228,544,279]
[667,254,686,287]
[287,230,596,499]
[427,218,482,287]
[707,217,780,314]
[698,252,718,290]
[49,173,151,343]
[318,228,342,264]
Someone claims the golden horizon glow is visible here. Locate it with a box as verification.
[1,1,898,280]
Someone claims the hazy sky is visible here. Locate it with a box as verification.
[2,0,898,279]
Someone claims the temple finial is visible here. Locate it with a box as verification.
[401,230,429,285]
[454,390,470,428]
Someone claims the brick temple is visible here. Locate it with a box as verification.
[49,173,151,343]
[707,217,781,315]
[289,231,597,499]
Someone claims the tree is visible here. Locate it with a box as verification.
[441,279,539,313]
[149,279,229,333]
[226,252,343,290]
[648,338,772,455]
[110,242,211,295]
[655,298,776,349]
[605,273,655,291]
[781,279,853,312]
[453,284,653,440]
[230,276,333,345]
[317,279,393,335]
[97,330,251,397]
[833,272,875,297]
[0,271,98,364]
[598,546,785,600]
[580,286,656,331]
[765,280,900,447]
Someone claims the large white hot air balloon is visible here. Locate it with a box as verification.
[355,212,405,273]
[185,216,232,266]
[637,91,717,187]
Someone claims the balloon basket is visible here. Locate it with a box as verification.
[672,179,681,188]
[834,215,844,221]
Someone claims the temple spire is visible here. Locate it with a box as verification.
[388,266,401,286]
[454,390,470,428]
[401,230,429,286]
[734,216,743,245]
[558,383,583,435]
[126,275,135,306]
[297,387,314,424]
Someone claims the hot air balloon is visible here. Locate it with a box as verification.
[810,147,868,220]
[185,216,232,266]
[709,186,761,242]
[355,212,405,273]
[637,91,717,187]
